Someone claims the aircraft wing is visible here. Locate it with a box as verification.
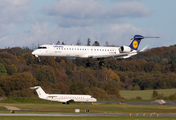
[89,53,130,59]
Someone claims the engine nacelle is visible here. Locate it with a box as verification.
[119,46,132,53]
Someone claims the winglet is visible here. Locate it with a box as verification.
[30,86,40,89]
[140,45,148,52]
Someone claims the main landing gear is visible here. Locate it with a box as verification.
[98,59,105,66]
[86,59,105,67]
[62,102,69,104]
[86,61,91,67]
[99,61,105,66]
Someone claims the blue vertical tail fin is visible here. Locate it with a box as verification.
[129,35,144,50]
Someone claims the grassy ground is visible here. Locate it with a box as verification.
[1,103,176,114]
[0,116,176,120]
[120,89,176,99]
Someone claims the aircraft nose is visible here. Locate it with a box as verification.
[32,50,38,57]
[32,50,36,55]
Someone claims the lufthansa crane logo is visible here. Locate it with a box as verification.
[132,40,138,49]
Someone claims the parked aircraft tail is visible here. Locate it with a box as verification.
[129,35,159,50]
[30,86,48,99]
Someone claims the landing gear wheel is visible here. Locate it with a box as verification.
[99,61,105,66]
[86,61,91,67]
[38,57,41,62]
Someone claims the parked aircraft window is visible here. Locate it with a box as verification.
[100,49,101,51]
[110,50,111,51]
[69,48,71,50]
[67,48,68,50]
[97,49,99,51]
[102,49,104,51]
[77,48,79,50]
[64,48,66,50]
[94,49,96,51]
[105,49,106,51]
[91,49,93,51]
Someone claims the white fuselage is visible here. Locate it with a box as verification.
[45,94,97,103]
[32,44,120,59]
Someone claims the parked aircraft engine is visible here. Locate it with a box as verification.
[119,46,132,53]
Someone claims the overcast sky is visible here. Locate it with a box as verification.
[0,0,175,50]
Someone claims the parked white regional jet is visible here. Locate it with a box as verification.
[30,86,97,104]
[32,35,158,66]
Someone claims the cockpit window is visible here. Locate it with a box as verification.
[38,47,47,49]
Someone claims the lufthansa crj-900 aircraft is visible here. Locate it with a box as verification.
[32,35,158,66]
[30,86,97,104]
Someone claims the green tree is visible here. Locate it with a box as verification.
[151,90,159,99]
[87,38,91,46]
[104,84,121,99]
[0,63,7,76]
[92,41,100,46]
[69,82,87,94]
[89,87,108,99]
[0,72,38,97]
[7,64,17,75]
[76,38,81,46]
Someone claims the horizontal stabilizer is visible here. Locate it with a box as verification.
[135,36,159,39]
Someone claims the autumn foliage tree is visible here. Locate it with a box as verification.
[0,72,38,97]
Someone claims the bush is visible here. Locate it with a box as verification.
[136,96,142,100]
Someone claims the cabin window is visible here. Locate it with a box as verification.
[94,49,96,51]
[69,48,71,50]
[91,49,93,51]
[64,48,66,50]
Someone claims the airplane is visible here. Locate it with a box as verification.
[30,86,97,104]
[32,35,159,66]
